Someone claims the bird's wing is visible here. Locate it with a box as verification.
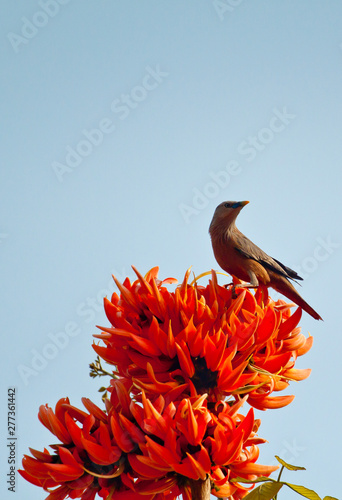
[233,232,303,282]
[271,257,303,281]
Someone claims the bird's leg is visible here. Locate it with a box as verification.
[247,270,259,288]
[232,272,259,298]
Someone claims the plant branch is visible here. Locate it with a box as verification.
[189,476,211,500]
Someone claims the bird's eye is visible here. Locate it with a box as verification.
[224,203,232,208]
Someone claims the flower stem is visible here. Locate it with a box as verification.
[89,355,113,378]
[274,465,285,499]
[189,476,211,500]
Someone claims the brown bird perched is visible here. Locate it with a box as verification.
[209,201,322,320]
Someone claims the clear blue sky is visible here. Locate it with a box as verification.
[1,2,342,499]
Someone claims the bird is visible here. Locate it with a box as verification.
[209,201,322,320]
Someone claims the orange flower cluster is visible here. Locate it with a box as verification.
[20,267,312,500]
[20,388,277,499]
[95,267,312,410]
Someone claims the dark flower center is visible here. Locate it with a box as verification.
[191,357,218,391]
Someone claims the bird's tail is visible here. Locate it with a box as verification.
[272,277,322,321]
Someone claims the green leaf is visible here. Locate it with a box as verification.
[275,456,306,471]
[242,482,283,499]
[231,476,274,484]
[231,382,266,394]
[284,482,321,500]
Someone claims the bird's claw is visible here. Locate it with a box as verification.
[231,282,258,299]
[223,282,238,297]
[223,282,234,289]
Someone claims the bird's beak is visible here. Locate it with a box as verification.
[233,201,249,208]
